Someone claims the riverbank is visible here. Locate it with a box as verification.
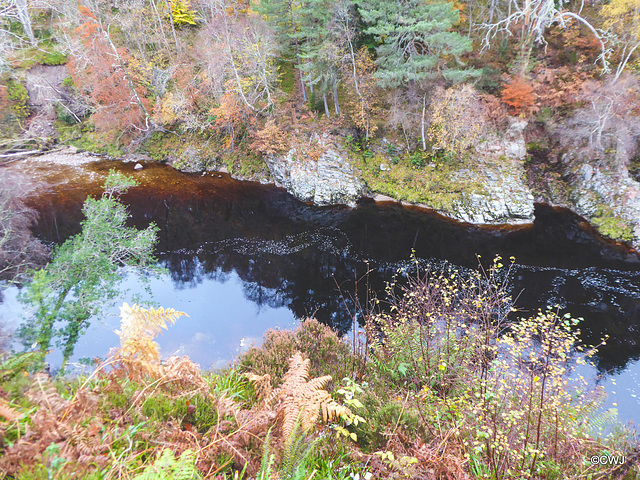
[5,60,640,250]
[1,263,637,479]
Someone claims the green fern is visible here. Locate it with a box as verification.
[280,419,321,480]
[0,351,44,379]
[586,407,619,437]
[257,429,276,480]
[133,449,201,480]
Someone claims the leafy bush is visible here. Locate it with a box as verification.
[367,257,513,395]
[361,258,622,479]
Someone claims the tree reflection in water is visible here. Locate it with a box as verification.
[21,160,640,374]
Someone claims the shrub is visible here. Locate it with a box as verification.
[367,257,513,396]
[363,257,621,479]
[501,76,537,116]
[239,318,356,386]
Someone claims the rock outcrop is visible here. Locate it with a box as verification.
[447,118,535,224]
[567,161,640,249]
[265,136,367,207]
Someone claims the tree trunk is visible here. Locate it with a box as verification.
[149,0,173,59]
[333,80,340,116]
[219,12,258,112]
[163,0,181,53]
[306,38,314,96]
[323,92,331,118]
[516,35,534,77]
[104,25,155,129]
[421,93,427,151]
[289,7,307,103]
[294,41,308,102]
[14,0,37,46]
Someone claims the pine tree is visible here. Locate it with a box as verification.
[256,0,310,101]
[295,0,339,114]
[356,0,477,87]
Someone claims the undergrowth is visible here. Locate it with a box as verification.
[354,146,484,213]
[0,260,637,479]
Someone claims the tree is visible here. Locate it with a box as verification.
[19,171,159,366]
[357,0,478,149]
[0,0,37,47]
[254,0,309,101]
[561,75,640,164]
[428,84,486,155]
[601,0,640,81]
[295,0,342,116]
[198,0,278,113]
[357,0,476,88]
[66,5,155,138]
[479,0,607,75]
[0,173,47,283]
[341,46,380,139]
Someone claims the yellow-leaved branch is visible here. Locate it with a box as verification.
[113,303,188,380]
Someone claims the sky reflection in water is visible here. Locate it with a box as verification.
[1,158,639,425]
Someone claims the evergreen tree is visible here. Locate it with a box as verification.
[296,0,341,115]
[19,171,159,366]
[255,0,310,101]
[356,0,477,87]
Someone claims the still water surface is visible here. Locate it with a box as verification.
[1,157,639,423]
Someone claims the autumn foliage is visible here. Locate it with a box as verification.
[428,84,486,155]
[67,5,151,138]
[250,117,290,155]
[500,76,537,116]
[341,47,381,139]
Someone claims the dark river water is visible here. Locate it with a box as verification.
[1,157,639,424]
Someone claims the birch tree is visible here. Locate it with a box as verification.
[601,0,640,82]
[0,0,37,46]
[479,0,608,75]
[560,75,640,168]
[198,0,278,113]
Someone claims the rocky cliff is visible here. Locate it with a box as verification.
[564,159,640,250]
[264,136,367,207]
[448,119,535,224]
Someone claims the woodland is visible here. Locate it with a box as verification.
[1,0,640,178]
[2,0,640,477]
[1,0,640,242]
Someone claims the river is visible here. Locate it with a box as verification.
[1,154,639,424]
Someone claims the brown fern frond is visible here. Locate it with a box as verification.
[281,353,310,385]
[28,373,70,415]
[0,374,112,476]
[304,375,332,393]
[244,372,272,403]
[163,355,209,393]
[0,398,21,422]
[216,394,242,420]
[111,303,189,382]
[247,351,352,442]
